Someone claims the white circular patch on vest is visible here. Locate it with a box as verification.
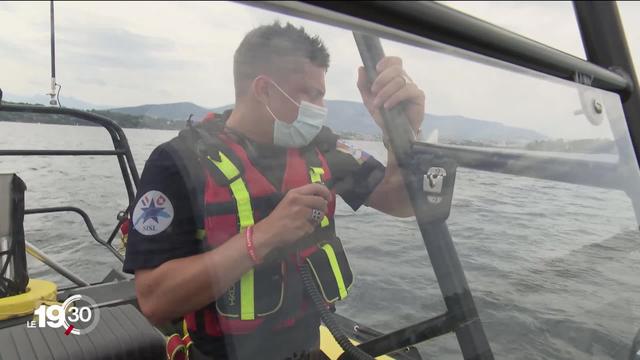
[132,190,174,236]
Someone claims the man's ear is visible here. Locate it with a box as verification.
[251,76,271,105]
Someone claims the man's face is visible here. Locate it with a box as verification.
[265,60,326,124]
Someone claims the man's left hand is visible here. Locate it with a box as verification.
[357,56,425,136]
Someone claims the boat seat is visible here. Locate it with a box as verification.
[0,304,166,360]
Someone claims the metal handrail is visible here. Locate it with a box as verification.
[354,33,493,359]
[25,240,91,287]
[0,102,139,264]
[24,207,124,262]
[0,150,127,156]
[412,142,627,190]
[0,104,140,202]
[252,1,631,94]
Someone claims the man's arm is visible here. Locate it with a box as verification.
[365,149,414,217]
[356,56,426,217]
[135,183,331,325]
[135,220,274,325]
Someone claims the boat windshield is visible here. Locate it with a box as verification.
[1,1,639,359]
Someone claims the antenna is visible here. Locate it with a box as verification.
[46,0,59,107]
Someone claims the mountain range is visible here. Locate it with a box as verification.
[2,92,547,144]
[3,92,113,110]
[108,100,547,144]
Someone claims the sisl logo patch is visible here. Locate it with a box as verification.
[132,190,174,236]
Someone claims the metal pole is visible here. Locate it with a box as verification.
[246,1,631,93]
[50,0,55,80]
[573,1,640,226]
[354,32,494,360]
[25,241,90,287]
[573,1,640,161]
[48,0,57,106]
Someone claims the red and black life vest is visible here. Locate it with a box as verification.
[165,117,353,355]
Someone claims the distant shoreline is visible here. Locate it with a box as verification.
[0,102,187,130]
[1,101,616,154]
[0,120,182,132]
[0,117,372,141]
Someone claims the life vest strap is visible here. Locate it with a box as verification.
[309,166,330,228]
[207,152,255,229]
[166,333,188,360]
[195,229,206,241]
[321,243,348,300]
[207,150,256,321]
[240,269,255,320]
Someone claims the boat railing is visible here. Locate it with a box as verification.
[24,206,125,261]
[0,102,140,263]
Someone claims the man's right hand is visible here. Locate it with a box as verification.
[255,183,332,251]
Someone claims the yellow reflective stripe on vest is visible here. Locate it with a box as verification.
[309,167,324,183]
[208,151,255,320]
[207,153,255,228]
[309,167,329,228]
[240,269,255,320]
[195,229,206,241]
[229,178,254,228]
[182,319,189,338]
[321,243,348,300]
[208,152,240,179]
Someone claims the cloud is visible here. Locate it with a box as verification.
[1,1,638,140]
[56,26,195,70]
[0,38,41,58]
[59,26,175,53]
[75,77,107,87]
[440,1,586,58]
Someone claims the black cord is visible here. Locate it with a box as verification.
[300,263,374,360]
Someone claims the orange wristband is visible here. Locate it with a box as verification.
[245,225,261,265]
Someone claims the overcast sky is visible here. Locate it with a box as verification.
[1,1,639,139]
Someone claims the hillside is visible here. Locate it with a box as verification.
[109,102,211,122]
[106,99,547,144]
[324,100,546,144]
[1,98,547,145]
[0,101,185,130]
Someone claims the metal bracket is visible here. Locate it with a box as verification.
[574,72,594,86]
[415,153,457,223]
[423,167,447,194]
[574,75,606,126]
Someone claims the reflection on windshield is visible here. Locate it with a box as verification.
[1,2,639,360]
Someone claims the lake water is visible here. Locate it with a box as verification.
[1,121,639,359]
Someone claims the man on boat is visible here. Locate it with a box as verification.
[123,21,425,360]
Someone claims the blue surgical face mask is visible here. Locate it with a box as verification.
[264,80,327,148]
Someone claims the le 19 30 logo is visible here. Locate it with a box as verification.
[27,294,100,335]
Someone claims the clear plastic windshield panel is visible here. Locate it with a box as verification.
[332,37,640,360]
[346,33,640,360]
[3,2,640,360]
[227,5,640,360]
